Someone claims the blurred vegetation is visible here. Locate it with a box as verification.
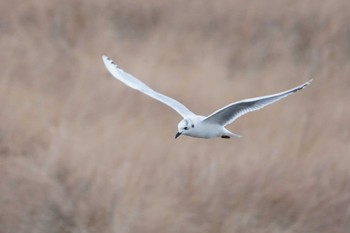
[1,0,349,232]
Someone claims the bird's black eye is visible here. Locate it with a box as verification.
[184,127,188,130]
[191,124,194,128]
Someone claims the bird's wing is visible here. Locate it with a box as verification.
[203,79,312,126]
[102,56,195,118]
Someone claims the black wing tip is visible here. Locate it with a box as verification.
[102,55,117,66]
[291,79,313,93]
[301,78,313,89]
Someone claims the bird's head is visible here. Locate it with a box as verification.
[175,119,195,138]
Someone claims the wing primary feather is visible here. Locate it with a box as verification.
[102,56,194,118]
[203,79,313,126]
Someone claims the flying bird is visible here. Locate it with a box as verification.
[102,55,312,139]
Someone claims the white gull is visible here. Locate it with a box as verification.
[102,55,312,139]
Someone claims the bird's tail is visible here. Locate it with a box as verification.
[223,129,242,139]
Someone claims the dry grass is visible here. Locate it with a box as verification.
[1,0,350,232]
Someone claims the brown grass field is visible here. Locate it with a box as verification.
[1,0,350,232]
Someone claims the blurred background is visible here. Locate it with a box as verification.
[1,0,350,232]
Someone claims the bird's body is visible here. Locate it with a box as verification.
[175,115,240,139]
[102,55,312,139]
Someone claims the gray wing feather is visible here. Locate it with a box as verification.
[203,79,312,126]
[102,56,194,118]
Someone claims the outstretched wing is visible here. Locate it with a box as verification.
[203,79,312,126]
[102,56,195,118]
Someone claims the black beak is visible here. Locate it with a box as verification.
[175,132,182,139]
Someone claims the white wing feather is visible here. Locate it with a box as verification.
[203,79,312,126]
[102,56,194,118]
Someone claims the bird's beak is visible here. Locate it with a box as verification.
[175,132,182,139]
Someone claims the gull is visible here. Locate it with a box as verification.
[102,55,312,139]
